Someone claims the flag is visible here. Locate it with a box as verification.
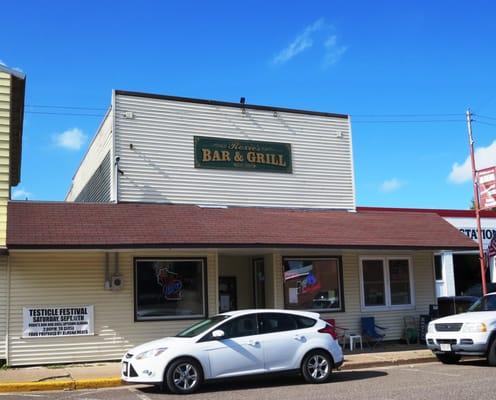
[488,235,496,258]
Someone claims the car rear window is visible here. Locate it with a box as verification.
[296,316,317,328]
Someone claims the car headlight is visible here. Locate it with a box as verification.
[135,347,168,360]
[427,322,435,333]
[461,322,487,333]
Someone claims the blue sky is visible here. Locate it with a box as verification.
[2,0,496,209]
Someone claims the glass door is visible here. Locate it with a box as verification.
[253,258,266,308]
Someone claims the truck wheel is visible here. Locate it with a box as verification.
[436,353,461,364]
[487,339,496,366]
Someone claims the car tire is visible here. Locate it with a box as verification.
[487,339,496,366]
[301,350,333,384]
[165,357,203,394]
[436,353,461,364]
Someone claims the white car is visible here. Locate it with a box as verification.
[426,292,496,365]
[121,309,343,394]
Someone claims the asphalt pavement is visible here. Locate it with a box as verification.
[3,360,496,400]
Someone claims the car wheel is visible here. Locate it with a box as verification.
[165,357,203,394]
[301,350,333,384]
[487,339,496,366]
[436,353,461,364]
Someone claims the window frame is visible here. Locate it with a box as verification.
[282,256,345,313]
[134,257,208,322]
[359,256,415,312]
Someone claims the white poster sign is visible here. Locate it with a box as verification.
[23,305,94,338]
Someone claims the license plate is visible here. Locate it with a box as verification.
[440,343,452,352]
[122,362,128,375]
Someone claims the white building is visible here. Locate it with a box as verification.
[3,90,476,366]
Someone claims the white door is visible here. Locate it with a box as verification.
[258,313,308,371]
[202,314,265,378]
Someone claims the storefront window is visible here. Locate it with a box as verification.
[362,259,386,307]
[360,257,414,310]
[135,258,206,321]
[283,258,343,312]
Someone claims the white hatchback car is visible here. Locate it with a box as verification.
[121,309,343,394]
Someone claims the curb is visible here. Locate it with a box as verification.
[0,377,122,393]
[341,355,438,370]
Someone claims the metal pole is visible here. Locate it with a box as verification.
[467,109,488,295]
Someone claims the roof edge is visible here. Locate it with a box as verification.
[6,243,478,251]
[114,90,349,120]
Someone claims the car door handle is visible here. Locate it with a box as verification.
[294,335,304,341]
[249,340,260,347]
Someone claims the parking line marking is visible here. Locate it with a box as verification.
[398,367,460,377]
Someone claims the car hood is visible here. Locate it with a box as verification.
[434,311,496,324]
[127,336,193,356]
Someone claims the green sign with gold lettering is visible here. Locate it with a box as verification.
[194,136,292,173]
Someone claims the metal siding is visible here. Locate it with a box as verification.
[115,94,355,209]
[66,111,113,202]
[322,251,436,340]
[7,251,218,366]
[0,257,7,359]
[74,152,111,202]
[0,72,10,246]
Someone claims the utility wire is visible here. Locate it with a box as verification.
[26,104,107,111]
[25,111,104,117]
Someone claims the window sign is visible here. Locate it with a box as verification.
[283,258,343,311]
[23,305,94,338]
[194,136,292,173]
[135,259,206,321]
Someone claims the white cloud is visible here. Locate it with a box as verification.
[272,18,325,65]
[449,140,496,184]
[380,178,404,193]
[0,60,5,66]
[53,128,87,151]
[12,187,31,200]
[323,35,348,67]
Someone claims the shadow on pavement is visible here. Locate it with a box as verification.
[139,370,388,395]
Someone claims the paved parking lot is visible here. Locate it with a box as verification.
[3,360,496,400]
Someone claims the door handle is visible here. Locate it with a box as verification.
[294,335,304,341]
[249,340,260,346]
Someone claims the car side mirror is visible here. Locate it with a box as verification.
[211,329,225,339]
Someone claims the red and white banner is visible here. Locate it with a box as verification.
[478,166,496,210]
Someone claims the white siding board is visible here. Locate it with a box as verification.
[115,94,355,209]
[66,111,113,201]
[0,257,6,359]
[8,251,218,366]
[321,251,436,340]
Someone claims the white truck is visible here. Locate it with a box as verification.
[426,292,496,365]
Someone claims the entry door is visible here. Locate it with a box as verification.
[202,314,264,378]
[219,276,237,312]
[253,259,266,308]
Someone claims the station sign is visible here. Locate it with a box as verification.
[194,136,292,173]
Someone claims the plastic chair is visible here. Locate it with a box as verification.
[324,318,348,346]
[402,316,418,344]
[361,317,387,348]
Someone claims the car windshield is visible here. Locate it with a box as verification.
[176,315,229,338]
[468,294,496,312]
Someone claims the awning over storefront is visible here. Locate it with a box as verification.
[7,202,478,251]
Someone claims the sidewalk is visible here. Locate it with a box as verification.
[0,344,437,393]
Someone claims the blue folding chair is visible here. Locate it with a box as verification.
[361,317,387,348]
